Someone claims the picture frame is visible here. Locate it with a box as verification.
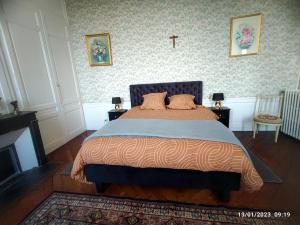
[230,13,262,57]
[85,33,113,66]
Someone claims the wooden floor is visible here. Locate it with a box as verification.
[1,131,300,224]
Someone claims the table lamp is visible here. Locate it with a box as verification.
[212,93,224,110]
[112,97,121,111]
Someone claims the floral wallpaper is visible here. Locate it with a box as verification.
[66,0,300,103]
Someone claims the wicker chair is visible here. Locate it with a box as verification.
[253,94,283,143]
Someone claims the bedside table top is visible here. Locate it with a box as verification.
[208,106,230,111]
[108,109,128,113]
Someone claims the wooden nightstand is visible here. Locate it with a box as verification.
[209,107,230,128]
[108,109,128,121]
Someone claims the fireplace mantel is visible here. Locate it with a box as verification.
[0,112,46,165]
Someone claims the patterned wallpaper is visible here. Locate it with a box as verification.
[66,0,300,103]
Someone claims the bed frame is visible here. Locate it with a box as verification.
[85,81,241,201]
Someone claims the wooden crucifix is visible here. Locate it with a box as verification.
[169,35,178,48]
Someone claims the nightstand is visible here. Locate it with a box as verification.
[209,107,230,128]
[108,109,128,121]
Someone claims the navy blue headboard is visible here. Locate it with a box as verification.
[129,81,203,107]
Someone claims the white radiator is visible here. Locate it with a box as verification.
[282,90,300,140]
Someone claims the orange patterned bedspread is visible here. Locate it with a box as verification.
[71,106,263,191]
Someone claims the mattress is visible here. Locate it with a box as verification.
[71,106,263,191]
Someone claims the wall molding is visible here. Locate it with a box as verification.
[82,97,273,131]
[0,0,86,155]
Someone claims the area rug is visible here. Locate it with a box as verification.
[20,192,291,225]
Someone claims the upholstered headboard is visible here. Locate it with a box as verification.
[129,81,203,107]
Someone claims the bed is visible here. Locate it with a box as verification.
[71,81,263,201]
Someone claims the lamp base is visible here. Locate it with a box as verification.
[115,104,120,112]
[214,101,221,110]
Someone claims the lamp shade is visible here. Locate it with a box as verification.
[112,97,121,104]
[212,93,224,101]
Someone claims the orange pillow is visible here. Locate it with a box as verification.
[140,92,167,110]
[167,94,196,110]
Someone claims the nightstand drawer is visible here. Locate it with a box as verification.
[108,109,128,121]
[209,107,230,128]
[215,110,229,119]
[109,113,120,121]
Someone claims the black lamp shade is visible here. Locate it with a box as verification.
[112,97,121,104]
[212,93,224,101]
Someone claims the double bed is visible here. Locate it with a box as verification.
[71,81,263,201]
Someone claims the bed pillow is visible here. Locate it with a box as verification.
[167,94,196,110]
[140,92,167,110]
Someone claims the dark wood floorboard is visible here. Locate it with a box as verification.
[0,130,300,224]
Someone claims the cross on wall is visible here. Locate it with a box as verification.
[169,35,178,48]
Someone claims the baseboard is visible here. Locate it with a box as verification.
[82,97,275,131]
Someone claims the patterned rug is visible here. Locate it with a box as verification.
[20,192,291,225]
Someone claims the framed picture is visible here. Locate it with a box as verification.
[230,13,262,57]
[85,33,112,66]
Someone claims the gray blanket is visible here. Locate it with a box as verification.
[86,119,251,160]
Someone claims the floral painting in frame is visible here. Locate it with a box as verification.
[230,13,262,57]
[85,33,112,66]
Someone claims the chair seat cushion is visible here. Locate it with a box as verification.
[254,114,282,124]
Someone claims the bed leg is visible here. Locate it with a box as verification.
[96,183,108,193]
[213,189,230,202]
